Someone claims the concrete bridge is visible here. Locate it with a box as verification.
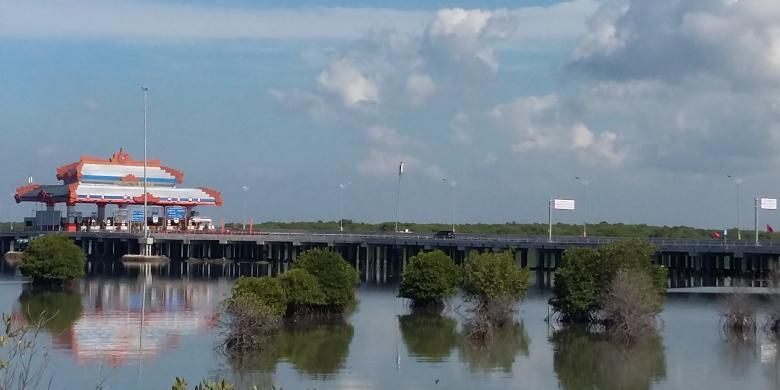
[2,231,779,282]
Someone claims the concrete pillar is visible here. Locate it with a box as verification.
[97,204,106,223]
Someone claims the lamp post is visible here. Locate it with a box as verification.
[339,182,351,232]
[441,178,456,233]
[727,175,742,240]
[141,87,149,255]
[241,185,250,231]
[395,162,404,233]
[575,176,589,237]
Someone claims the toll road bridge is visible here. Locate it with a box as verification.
[1,231,777,279]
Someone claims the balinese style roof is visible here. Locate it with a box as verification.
[15,148,222,207]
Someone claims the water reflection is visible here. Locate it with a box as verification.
[458,321,530,373]
[17,287,83,340]
[14,274,227,367]
[552,328,666,390]
[720,337,759,378]
[398,312,458,363]
[230,321,354,379]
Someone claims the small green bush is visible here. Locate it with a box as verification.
[279,268,326,307]
[399,250,459,306]
[231,277,287,317]
[293,249,359,309]
[460,251,529,304]
[20,235,85,284]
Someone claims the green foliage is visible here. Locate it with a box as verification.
[19,235,85,284]
[398,250,459,305]
[171,377,262,390]
[293,249,359,308]
[551,328,666,390]
[460,251,530,304]
[236,220,752,240]
[278,268,326,307]
[18,288,83,334]
[550,238,667,323]
[231,277,287,317]
[399,312,458,362]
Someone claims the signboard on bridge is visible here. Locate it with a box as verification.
[130,210,144,222]
[761,198,778,210]
[553,199,576,210]
[166,206,186,219]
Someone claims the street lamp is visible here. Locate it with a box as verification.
[727,175,743,240]
[441,178,456,233]
[339,182,351,232]
[241,185,250,231]
[575,176,589,237]
[141,87,149,255]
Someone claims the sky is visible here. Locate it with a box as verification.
[3,0,780,229]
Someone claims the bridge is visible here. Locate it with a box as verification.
[2,231,778,285]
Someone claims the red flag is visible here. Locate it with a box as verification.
[711,231,721,239]
[768,224,775,233]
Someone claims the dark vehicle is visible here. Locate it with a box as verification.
[433,230,455,239]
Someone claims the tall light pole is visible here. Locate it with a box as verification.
[575,176,589,237]
[442,178,456,233]
[727,175,743,240]
[339,182,351,232]
[241,185,250,231]
[142,87,149,246]
[395,162,404,233]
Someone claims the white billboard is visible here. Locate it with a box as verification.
[553,199,576,210]
[761,198,778,210]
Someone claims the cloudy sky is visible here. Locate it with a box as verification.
[3,0,780,229]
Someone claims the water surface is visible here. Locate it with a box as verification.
[3,267,780,389]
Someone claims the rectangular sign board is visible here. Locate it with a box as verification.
[130,210,144,222]
[166,206,186,219]
[553,199,576,210]
[761,198,778,210]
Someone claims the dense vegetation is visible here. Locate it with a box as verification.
[398,250,459,307]
[19,235,85,284]
[460,251,530,339]
[221,220,772,240]
[292,248,359,309]
[221,249,359,351]
[550,238,667,340]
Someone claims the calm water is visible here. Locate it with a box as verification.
[3,266,780,389]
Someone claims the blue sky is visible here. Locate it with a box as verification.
[3,0,780,229]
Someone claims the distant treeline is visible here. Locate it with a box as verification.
[227,220,778,240]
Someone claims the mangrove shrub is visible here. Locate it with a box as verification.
[398,250,459,306]
[231,277,287,317]
[20,235,85,284]
[293,248,359,309]
[460,251,530,305]
[279,268,326,309]
[550,238,666,323]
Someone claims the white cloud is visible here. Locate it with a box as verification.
[424,8,514,71]
[491,94,626,166]
[317,59,379,107]
[364,126,412,148]
[405,73,436,107]
[450,112,473,145]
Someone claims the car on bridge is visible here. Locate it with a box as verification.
[433,230,455,239]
